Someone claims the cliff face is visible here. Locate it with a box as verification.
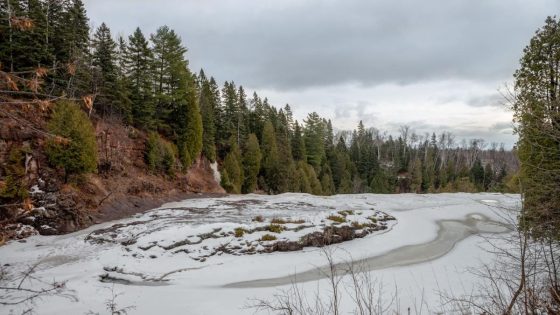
[0,106,224,243]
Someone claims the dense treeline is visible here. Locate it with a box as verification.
[0,0,518,196]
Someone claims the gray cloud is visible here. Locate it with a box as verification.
[82,0,550,147]
[84,0,558,90]
[467,93,507,108]
[489,122,515,134]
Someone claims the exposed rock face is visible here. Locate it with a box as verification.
[0,110,225,241]
[269,224,388,253]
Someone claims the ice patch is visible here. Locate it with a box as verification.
[30,185,43,195]
[210,161,221,183]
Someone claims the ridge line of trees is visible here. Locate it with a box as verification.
[0,0,519,197]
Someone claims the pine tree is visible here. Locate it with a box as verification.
[291,121,306,161]
[126,27,154,128]
[114,35,132,122]
[331,137,354,193]
[23,0,50,68]
[248,92,265,141]
[304,112,326,170]
[470,158,484,190]
[296,161,312,193]
[61,0,89,62]
[221,137,243,193]
[220,81,238,145]
[0,0,47,71]
[320,163,335,195]
[301,162,322,195]
[261,121,280,193]
[92,22,120,117]
[514,16,560,237]
[242,133,261,193]
[236,85,249,144]
[483,163,493,190]
[184,72,203,163]
[151,25,188,131]
[60,0,90,97]
[209,77,224,154]
[198,70,217,161]
[274,109,293,193]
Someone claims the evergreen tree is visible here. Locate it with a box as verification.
[242,134,261,193]
[296,161,312,193]
[145,132,177,176]
[61,0,89,62]
[221,137,243,193]
[470,158,485,190]
[198,70,217,161]
[304,112,326,170]
[114,35,132,122]
[46,101,97,182]
[261,121,280,193]
[60,0,90,96]
[23,0,50,68]
[220,81,238,145]
[92,22,121,117]
[184,72,203,163]
[301,162,322,195]
[514,16,560,238]
[236,85,249,144]
[320,163,335,195]
[151,25,188,131]
[291,121,306,161]
[248,92,265,141]
[126,27,154,128]
[483,163,493,190]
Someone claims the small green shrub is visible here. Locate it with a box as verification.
[234,227,246,237]
[267,224,284,233]
[146,132,177,176]
[252,215,264,222]
[0,147,29,200]
[288,219,305,224]
[367,216,378,223]
[46,101,97,182]
[338,210,355,216]
[351,221,375,229]
[271,217,287,224]
[327,215,346,223]
[261,234,277,241]
[351,221,365,229]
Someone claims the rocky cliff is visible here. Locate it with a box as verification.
[0,106,224,243]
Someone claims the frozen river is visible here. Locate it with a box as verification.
[0,193,519,314]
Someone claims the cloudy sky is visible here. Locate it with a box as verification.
[83,0,559,147]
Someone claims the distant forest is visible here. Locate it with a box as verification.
[0,0,519,196]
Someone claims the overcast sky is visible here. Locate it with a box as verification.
[83,0,559,147]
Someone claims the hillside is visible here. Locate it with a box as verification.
[0,104,224,242]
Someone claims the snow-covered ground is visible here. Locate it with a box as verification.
[0,193,519,314]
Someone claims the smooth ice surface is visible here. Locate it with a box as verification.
[0,193,520,314]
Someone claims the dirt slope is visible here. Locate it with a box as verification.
[0,105,225,242]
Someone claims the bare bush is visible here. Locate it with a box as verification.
[441,203,560,315]
[0,262,74,313]
[86,285,135,315]
[248,248,397,315]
